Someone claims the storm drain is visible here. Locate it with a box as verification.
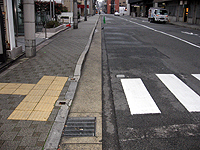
[63,117,96,137]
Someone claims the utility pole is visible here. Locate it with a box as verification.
[73,0,78,29]
[53,0,55,20]
[24,0,36,57]
[84,0,87,21]
[50,0,52,20]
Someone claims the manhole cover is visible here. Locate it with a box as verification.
[63,117,96,137]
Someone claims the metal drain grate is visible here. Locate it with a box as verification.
[63,117,96,137]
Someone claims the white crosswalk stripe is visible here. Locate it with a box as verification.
[121,74,200,115]
[121,78,161,115]
[157,74,200,112]
[192,74,200,81]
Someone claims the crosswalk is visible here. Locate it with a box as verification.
[121,78,161,115]
[121,74,200,115]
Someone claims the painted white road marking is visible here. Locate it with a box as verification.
[121,78,161,114]
[119,18,200,49]
[157,74,200,112]
[192,74,200,81]
[181,31,199,37]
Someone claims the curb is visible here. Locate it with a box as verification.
[43,15,100,150]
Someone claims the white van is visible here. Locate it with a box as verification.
[148,7,168,23]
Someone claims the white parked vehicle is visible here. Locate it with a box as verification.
[114,11,120,16]
[148,7,168,23]
[58,12,73,24]
[119,7,127,15]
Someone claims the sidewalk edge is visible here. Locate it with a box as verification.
[43,15,100,150]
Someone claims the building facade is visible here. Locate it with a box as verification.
[63,0,96,16]
[128,0,200,25]
[106,0,119,14]
[155,0,200,25]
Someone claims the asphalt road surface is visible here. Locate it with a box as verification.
[102,14,200,150]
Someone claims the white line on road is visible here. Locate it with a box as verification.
[121,78,161,114]
[120,18,200,49]
[156,74,200,112]
[192,74,200,81]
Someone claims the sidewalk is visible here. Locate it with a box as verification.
[169,21,200,31]
[0,15,100,150]
[58,15,102,150]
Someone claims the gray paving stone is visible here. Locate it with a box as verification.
[0,123,16,131]
[16,120,33,128]
[12,127,21,132]
[35,125,51,133]
[16,146,26,150]
[1,140,20,150]
[29,123,38,129]
[0,109,14,117]
[17,127,35,137]
[19,136,38,146]
[0,131,18,140]
[13,136,23,141]
[32,132,41,137]
[38,132,49,141]
[25,146,43,150]
[0,140,5,146]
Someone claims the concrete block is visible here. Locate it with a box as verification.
[7,45,23,60]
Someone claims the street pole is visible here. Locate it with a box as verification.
[84,0,87,21]
[50,0,52,20]
[23,0,36,57]
[53,0,55,20]
[73,0,78,29]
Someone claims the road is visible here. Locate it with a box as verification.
[102,14,200,149]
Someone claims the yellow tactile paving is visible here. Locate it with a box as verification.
[8,110,32,120]
[37,76,56,85]
[16,102,38,111]
[13,89,32,95]
[34,102,54,112]
[48,84,64,91]
[27,111,51,121]
[44,90,61,97]
[41,76,56,80]
[40,96,58,104]
[18,84,35,89]
[12,84,36,95]
[0,88,17,94]
[37,80,54,85]
[4,83,22,89]
[0,83,8,89]
[52,82,64,85]
[33,84,50,90]
[28,89,46,96]
[23,95,42,103]
[54,76,68,82]
[4,75,68,121]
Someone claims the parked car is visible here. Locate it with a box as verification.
[114,11,120,16]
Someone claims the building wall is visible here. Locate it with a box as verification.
[64,0,73,12]
[107,0,111,13]
[115,0,119,12]
[119,0,126,7]
[155,0,200,25]
[63,0,94,15]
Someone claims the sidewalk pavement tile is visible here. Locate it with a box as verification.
[0,15,99,149]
